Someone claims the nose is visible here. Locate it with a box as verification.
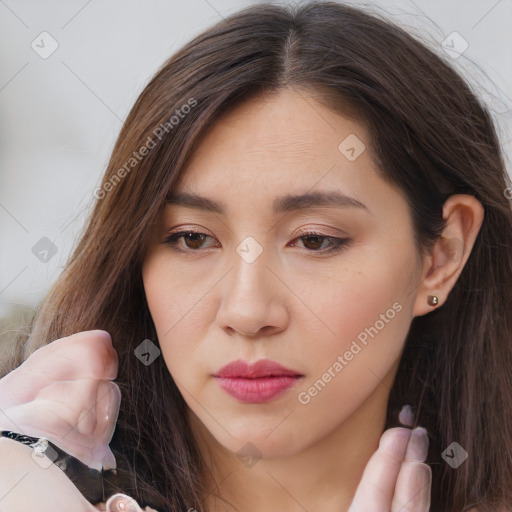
[215,245,289,338]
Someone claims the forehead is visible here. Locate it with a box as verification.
[174,88,378,200]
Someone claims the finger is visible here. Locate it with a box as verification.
[348,427,412,512]
[392,427,431,512]
[48,379,121,469]
[0,330,118,409]
[36,378,102,436]
[37,378,121,442]
[106,493,145,512]
[92,380,121,469]
[28,329,119,381]
[3,380,121,469]
[391,463,431,512]
[398,404,415,427]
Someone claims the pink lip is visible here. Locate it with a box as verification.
[213,359,303,403]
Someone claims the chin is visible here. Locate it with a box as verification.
[209,421,309,461]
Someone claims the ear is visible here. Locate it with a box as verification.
[413,194,485,317]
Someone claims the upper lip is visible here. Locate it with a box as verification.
[214,359,303,379]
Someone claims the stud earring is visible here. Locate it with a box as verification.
[427,295,439,306]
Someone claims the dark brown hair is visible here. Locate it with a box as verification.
[4,1,512,510]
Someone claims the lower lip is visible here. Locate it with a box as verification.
[214,376,302,403]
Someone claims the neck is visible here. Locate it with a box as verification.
[188,366,396,512]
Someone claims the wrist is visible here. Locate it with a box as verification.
[0,430,105,504]
[1,430,68,470]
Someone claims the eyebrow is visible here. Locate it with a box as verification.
[165,190,368,215]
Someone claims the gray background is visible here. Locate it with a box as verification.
[1,0,511,320]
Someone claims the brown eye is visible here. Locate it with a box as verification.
[300,235,326,251]
[162,230,217,252]
[291,231,351,254]
[182,232,208,250]
[162,230,350,255]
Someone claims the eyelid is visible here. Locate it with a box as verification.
[165,224,213,236]
[289,229,351,253]
[163,225,347,242]
[161,228,218,251]
[162,226,352,256]
[293,225,349,239]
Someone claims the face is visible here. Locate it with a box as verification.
[142,87,424,460]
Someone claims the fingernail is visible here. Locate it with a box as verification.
[379,427,412,460]
[406,426,429,462]
[105,493,143,512]
[398,404,414,427]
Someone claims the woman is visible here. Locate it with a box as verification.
[1,1,511,510]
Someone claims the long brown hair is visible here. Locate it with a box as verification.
[4,2,512,510]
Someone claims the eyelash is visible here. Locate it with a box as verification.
[161,229,351,255]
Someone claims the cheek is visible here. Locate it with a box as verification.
[296,247,413,348]
[142,252,200,335]
[142,254,213,376]
[142,235,416,387]
[294,241,416,390]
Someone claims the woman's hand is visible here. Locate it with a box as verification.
[0,329,121,470]
[0,411,430,512]
[0,332,429,511]
[348,407,431,512]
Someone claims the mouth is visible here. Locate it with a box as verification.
[213,359,304,403]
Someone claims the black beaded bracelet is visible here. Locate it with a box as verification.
[1,430,105,503]
[1,430,69,470]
